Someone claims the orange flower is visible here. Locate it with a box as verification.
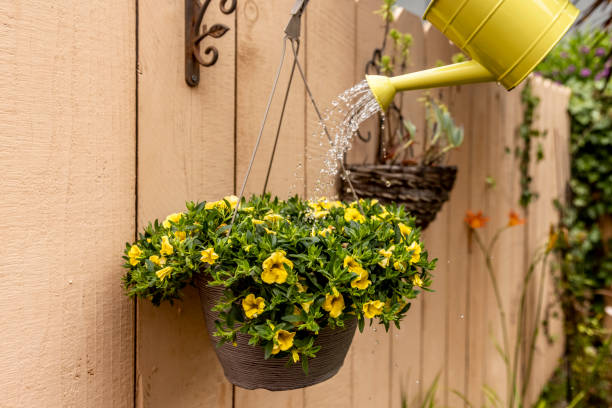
[464,211,489,229]
[508,210,526,227]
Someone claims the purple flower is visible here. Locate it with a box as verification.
[560,51,569,59]
[596,67,610,80]
[566,65,576,74]
[580,45,590,54]
[580,68,592,78]
[596,47,607,57]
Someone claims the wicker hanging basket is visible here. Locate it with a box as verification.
[340,164,458,230]
[195,276,356,391]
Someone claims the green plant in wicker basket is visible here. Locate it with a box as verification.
[419,94,465,166]
[123,195,434,371]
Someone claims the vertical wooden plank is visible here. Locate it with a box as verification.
[235,0,306,199]
[389,10,428,408]
[137,1,234,407]
[521,78,568,404]
[0,0,135,406]
[303,1,358,407]
[234,1,306,406]
[419,24,456,406]
[347,0,384,166]
[444,82,473,407]
[482,83,520,406]
[464,83,491,407]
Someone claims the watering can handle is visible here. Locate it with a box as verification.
[285,0,310,40]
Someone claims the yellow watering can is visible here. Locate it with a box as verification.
[366,0,579,111]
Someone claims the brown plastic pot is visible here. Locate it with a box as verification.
[195,276,357,391]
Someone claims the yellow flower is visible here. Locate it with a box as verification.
[398,223,412,238]
[318,226,335,237]
[264,227,277,235]
[162,212,183,229]
[343,255,360,271]
[264,213,283,223]
[301,300,314,313]
[291,349,300,363]
[271,344,281,355]
[149,255,166,266]
[244,244,253,253]
[241,206,255,212]
[252,219,265,225]
[363,300,385,319]
[242,294,265,319]
[378,246,394,268]
[200,247,219,265]
[407,241,421,264]
[261,251,293,284]
[274,329,295,351]
[371,207,391,221]
[393,260,406,272]
[128,245,143,266]
[174,230,187,242]
[224,195,239,209]
[351,268,371,290]
[296,282,307,293]
[156,266,173,281]
[323,289,345,318]
[344,207,365,223]
[160,236,173,256]
[412,274,424,287]
[205,196,238,211]
[313,210,329,219]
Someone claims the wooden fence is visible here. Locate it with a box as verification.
[0,0,571,407]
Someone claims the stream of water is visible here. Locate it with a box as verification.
[307,80,383,199]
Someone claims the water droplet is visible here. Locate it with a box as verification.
[385,180,391,187]
[460,314,465,319]
[416,380,420,384]
[68,280,73,285]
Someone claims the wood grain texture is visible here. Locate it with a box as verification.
[234,1,306,405]
[303,1,358,407]
[521,78,569,403]
[388,11,428,408]
[0,0,135,406]
[136,0,234,406]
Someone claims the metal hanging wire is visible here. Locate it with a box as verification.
[230,0,363,230]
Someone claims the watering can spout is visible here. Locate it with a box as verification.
[367,60,495,111]
[367,0,579,111]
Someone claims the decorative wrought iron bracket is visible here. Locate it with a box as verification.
[185,0,236,87]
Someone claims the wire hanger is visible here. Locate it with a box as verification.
[230,0,363,230]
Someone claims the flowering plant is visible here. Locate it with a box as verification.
[123,195,434,369]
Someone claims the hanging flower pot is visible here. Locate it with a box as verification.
[341,164,457,229]
[122,195,434,391]
[196,277,356,390]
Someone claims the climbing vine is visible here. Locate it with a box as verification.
[513,80,546,209]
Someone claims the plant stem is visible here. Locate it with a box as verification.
[509,249,546,408]
[473,229,512,405]
[520,253,549,401]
